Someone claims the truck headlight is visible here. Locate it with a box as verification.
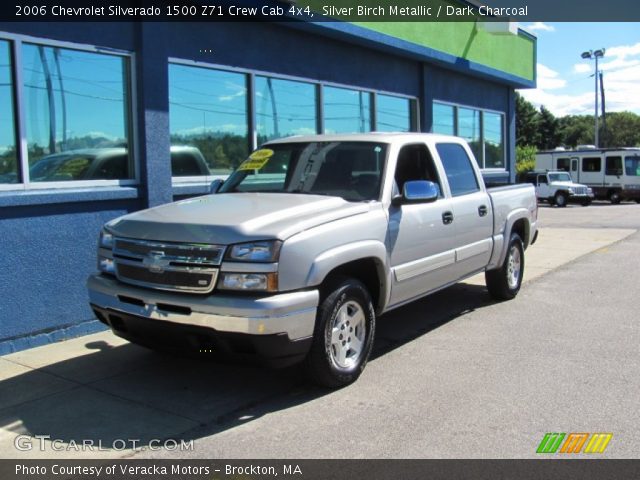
[568,187,575,194]
[97,228,115,274]
[99,229,114,249]
[218,272,278,291]
[226,240,282,262]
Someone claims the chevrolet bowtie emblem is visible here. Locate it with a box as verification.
[142,250,170,273]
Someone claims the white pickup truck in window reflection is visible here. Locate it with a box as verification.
[88,133,538,388]
[4,145,209,183]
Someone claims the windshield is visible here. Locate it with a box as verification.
[548,172,572,182]
[625,156,640,176]
[219,141,388,202]
[30,154,95,181]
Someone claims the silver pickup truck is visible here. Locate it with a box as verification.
[88,133,538,387]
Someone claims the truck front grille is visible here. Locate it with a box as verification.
[575,187,588,195]
[112,238,224,293]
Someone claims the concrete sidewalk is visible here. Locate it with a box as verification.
[0,224,635,459]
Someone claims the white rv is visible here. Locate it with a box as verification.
[535,148,640,204]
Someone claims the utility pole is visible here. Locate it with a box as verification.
[581,48,605,147]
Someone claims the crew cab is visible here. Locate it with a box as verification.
[88,133,538,387]
[523,170,594,207]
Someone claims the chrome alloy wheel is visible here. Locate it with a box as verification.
[330,300,366,369]
[507,244,522,289]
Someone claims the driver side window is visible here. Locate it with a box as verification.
[394,144,442,197]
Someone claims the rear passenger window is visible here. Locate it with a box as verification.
[436,143,480,197]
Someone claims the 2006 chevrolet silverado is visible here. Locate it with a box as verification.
[88,133,538,387]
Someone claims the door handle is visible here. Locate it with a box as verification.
[478,205,488,217]
[442,211,454,225]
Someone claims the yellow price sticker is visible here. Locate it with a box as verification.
[238,149,274,171]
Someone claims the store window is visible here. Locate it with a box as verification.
[483,111,504,168]
[169,64,248,175]
[0,40,17,184]
[457,107,482,164]
[323,86,371,134]
[255,76,317,143]
[23,44,131,182]
[376,94,411,132]
[432,103,455,135]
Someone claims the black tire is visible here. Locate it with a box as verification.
[554,191,568,207]
[485,232,524,301]
[609,191,622,204]
[636,199,640,204]
[581,199,592,207]
[304,277,375,388]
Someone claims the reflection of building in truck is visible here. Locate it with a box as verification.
[535,148,640,204]
[88,133,538,388]
[523,171,593,207]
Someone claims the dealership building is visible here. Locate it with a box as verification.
[0,9,536,353]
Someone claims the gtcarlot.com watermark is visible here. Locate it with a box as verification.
[14,435,194,452]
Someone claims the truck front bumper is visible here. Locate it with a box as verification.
[87,274,318,367]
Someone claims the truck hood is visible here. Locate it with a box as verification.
[107,193,371,245]
[551,181,588,188]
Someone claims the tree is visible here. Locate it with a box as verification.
[537,106,561,150]
[558,115,594,148]
[515,92,540,147]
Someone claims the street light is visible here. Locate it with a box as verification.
[581,48,605,147]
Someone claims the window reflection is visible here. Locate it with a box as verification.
[376,94,411,132]
[457,107,482,164]
[324,86,371,134]
[483,112,504,168]
[23,44,130,182]
[432,103,455,135]
[256,76,317,143]
[169,64,248,175]
[0,41,17,184]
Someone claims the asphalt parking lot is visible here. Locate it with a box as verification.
[1,202,638,459]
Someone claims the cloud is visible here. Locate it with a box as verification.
[536,63,566,90]
[524,22,555,32]
[521,41,640,116]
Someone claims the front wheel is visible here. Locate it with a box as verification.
[609,191,622,204]
[305,278,375,388]
[554,191,568,207]
[485,233,524,301]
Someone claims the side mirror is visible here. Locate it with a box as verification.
[209,179,224,194]
[392,180,439,206]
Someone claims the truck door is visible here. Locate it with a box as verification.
[537,174,550,198]
[434,142,493,279]
[387,143,457,306]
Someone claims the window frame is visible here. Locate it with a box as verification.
[0,32,137,191]
[432,100,506,172]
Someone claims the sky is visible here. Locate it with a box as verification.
[518,22,640,117]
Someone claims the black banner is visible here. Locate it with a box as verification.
[1,460,640,480]
[2,0,640,23]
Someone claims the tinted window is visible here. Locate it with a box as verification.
[557,157,570,171]
[605,156,622,176]
[582,157,601,172]
[537,175,548,185]
[0,40,17,184]
[433,103,455,135]
[171,151,206,176]
[169,64,248,175]
[457,108,482,166]
[323,86,371,134]
[483,112,504,168]
[436,143,480,197]
[376,94,411,132]
[23,44,131,182]
[256,76,317,143]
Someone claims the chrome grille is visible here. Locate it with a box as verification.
[575,187,587,195]
[113,238,224,293]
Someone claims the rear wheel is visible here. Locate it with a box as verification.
[486,232,524,301]
[554,191,568,207]
[609,191,622,204]
[304,278,375,388]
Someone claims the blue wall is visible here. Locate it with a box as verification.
[0,21,517,353]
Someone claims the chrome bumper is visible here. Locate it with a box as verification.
[87,274,318,341]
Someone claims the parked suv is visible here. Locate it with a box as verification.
[524,170,593,207]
